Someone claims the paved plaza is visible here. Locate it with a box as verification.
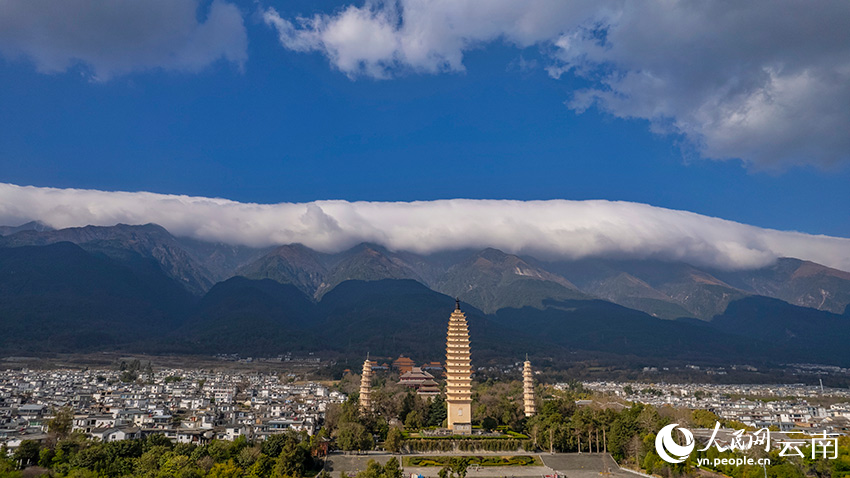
[324,452,647,478]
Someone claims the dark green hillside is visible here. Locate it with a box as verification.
[709,296,850,364]
[175,277,317,355]
[0,242,192,351]
[493,299,779,365]
[316,279,537,361]
[3,226,850,367]
[2,223,215,295]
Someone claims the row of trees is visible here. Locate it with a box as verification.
[398,438,532,453]
[1,430,325,478]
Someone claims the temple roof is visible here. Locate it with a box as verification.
[399,367,435,383]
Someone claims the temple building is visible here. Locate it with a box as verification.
[399,367,441,397]
[523,357,536,417]
[392,355,416,373]
[446,300,472,434]
[359,357,373,412]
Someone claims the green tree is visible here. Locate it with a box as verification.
[399,392,416,424]
[237,445,262,468]
[337,422,373,451]
[450,457,470,478]
[13,440,41,468]
[209,459,243,478]
[161,453,202,478]
[0,447,19,475]
[65,469,99,478]
[384,457,403,478]
[606,404,640,460]
[404,410,423,430]
[246,455,275,478]
[325,398,361,433]
[481,416,498,431]
[143,433,174,451]
[357,459,385,478]
[206,440,234,462]
[138,445,171,475]
[47,406,74,439]
[272,437,311,478]
[426,394,447,428]
[262,432,300,458]
[691,409,720,428]
[385,427,403,454]
[37,447,55,468]
[70,444,111,473]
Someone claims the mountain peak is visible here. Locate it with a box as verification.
[0,222,214,295]
[0,220,54,236]
[709,257,850,315]
[237,244,327,297]
[435,248,584,313]
[790,259,850,281]
[314,243,426,298]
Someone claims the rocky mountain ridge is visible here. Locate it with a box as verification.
[3,221,849,320]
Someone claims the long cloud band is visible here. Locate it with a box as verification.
[0,182,848,272]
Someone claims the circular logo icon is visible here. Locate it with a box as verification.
[655,423,695,464]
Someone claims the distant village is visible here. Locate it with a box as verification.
[580,381,850,434]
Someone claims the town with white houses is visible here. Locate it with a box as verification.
[4,363,850,459]
[579,381,850,434]
[0,366,346,454]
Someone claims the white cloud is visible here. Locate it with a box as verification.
[262,1,595,77]
[0,0,247,80]
[264,1,850,169]
[1,183,849,272]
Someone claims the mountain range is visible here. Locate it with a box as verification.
[1,222,849,365]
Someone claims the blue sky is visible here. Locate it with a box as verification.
[1,0,849,238]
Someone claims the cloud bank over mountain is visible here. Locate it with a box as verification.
[265,0,850,169]
[0,0,247,80]
[2,183,848,272]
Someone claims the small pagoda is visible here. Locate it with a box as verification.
[523,357,536,417]
[359,356,373,412]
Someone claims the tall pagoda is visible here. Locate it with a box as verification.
[446,300,472,434]
[359,356,373,412]
[523,357,536,417]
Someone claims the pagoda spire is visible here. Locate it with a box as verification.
[359,355,373,412]
[446,304,472,434]
[523,357,536,417]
